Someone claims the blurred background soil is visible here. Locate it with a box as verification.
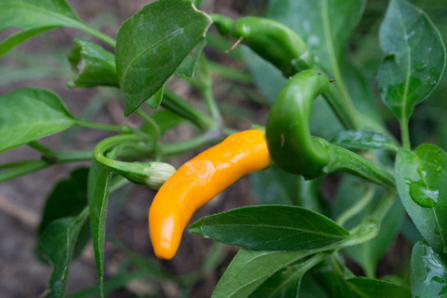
[1,0,446,297]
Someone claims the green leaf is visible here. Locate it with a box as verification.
[212,198,394,298]
[212,250,310,298]
[267,0,366,75]
[188,205,349,251]
[396,144,447,254]
[0,0,113,58]
[38,208,89,298]
[88,161,112,298]
[378,0,446,123]
[411,241,447,297]
[67,39,119,88]
[0,88,76,152]
[115,0,212,116]
[332,130,398,151]
[38,168,90,260]
[176,40,207,77]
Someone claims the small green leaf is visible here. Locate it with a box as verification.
[67,39,119,88]
[396,144,447,255]
[332,130,398,151]
[411,241,447,297]
[88,161,112,298]
[212,250,310,298]
[188,205,349,251]
[176,40,207,77]
[38,208,89,298]
[115,0,212,116]
[378,0,446,123]
[0,88,76,152]
[0,0,111,57]
[38,168,90,260]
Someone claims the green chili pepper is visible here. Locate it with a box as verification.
[266,69,330,177]
[266,70,395,188]
[211,15,314,77]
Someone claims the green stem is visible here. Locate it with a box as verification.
[336,184,375,226]
[28,141,52,155]
[52,150,93,162]
[323,140,395,189]
[76,119,130,133]
[162,89,217,130]
[400,118,411,150]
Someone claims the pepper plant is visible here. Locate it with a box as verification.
[1,0,447,297]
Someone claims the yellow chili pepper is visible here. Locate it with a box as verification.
[149,129,270,259]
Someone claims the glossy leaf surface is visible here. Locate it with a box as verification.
[268,0,365,75]
[332,130,398,151]
[38,168,90,259]
[188,205,349,251]
[115,0,211,116]
[38,208,89,298]
[378,0,446,122]
[396,144,447,255]
[88,162,112,298]
[411,241,447,297]
[0,88,75,152]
